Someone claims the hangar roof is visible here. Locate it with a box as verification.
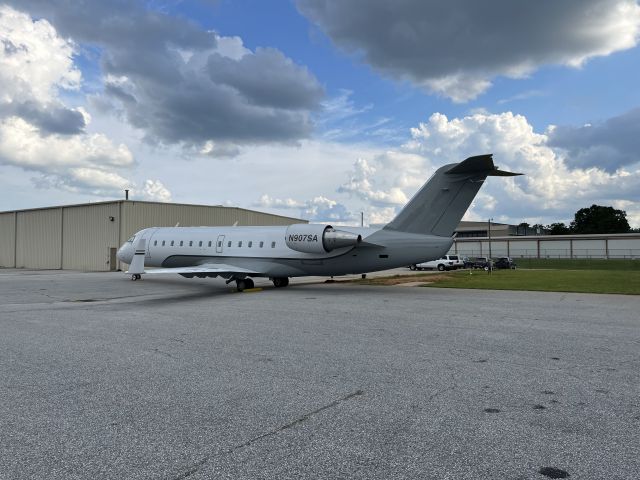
[0,199,305,224]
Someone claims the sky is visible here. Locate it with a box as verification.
[1,0,640,227]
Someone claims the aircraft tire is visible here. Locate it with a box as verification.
[236,279,247,292]
[273,277,289,288]
[245,278,255,289]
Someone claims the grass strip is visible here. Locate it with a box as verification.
[513,258,640,271]
[422,269,640,295]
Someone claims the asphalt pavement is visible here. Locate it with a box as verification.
[1,269,639,479]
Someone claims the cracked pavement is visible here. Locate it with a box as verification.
[0,270,639,479]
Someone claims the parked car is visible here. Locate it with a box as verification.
[447,254,464,269]
[494,257,517,269]
[471,257,490,270]
[409,254,461,271]
[462,256,474,269]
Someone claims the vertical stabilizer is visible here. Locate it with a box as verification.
[383,154,521,237]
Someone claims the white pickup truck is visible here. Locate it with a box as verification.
[409,254,463,271]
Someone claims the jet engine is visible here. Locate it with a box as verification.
[285,224,362,254]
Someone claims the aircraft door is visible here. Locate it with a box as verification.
[145,229,158,259]
[216,234,225,254]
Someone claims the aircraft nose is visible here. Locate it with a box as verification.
[117,243,133,264]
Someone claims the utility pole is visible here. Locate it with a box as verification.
[361,212,366,279]
[488,218,493,268]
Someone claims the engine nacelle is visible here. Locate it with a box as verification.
[285,224,361,254]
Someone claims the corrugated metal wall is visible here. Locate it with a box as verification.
[63,203,120,271]
[16,208,62,269]
[0,212,16,267]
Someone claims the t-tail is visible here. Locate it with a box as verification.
[383,154,521,237]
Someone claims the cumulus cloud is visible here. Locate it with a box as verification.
[257,195,306,209]
[255,194,353,223]
[547,107,640,171]
[0,116,133,195]
[7,0,324,154]
[402,111,640,224]
[140,179,172,202]
[0,5,148,199]
[237,108,640,228]
[297,0,640,102]
[0,5,80,102]
[0,5,86,135]
[338,158,409,206]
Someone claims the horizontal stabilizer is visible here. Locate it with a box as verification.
[445,154,522,177]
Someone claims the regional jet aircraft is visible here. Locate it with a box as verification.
[117,154,520,291]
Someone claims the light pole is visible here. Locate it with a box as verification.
[489,218,493,261]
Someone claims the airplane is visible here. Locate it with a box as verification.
[116,154,521,291]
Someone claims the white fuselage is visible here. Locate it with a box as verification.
[117,225,453,278]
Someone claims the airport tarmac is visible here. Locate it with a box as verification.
[1,269,639,479]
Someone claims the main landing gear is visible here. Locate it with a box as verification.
[234,277,289,292]
[131,274,142,281]
[235,278,255,292]
[272,277,289,288]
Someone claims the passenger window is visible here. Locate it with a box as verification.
[162,240,165,246]
[170,240,174,246]
[217,241,222,247]
[208,241,212,247]
[199,241,203,247]
[238,241,243,247]
[259,241,264,248]
[227,241,231,247]
[180,240,183,246]
[271,241,276,248]
[248,241,252,248]
[189,241,193,247]
[154,240,157,246]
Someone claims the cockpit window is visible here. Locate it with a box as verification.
[126,235,136,243]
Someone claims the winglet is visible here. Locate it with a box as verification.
[126,238,146,275]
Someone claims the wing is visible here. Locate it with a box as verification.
[127,263,261,276]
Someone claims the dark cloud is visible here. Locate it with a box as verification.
[2,102,86,135]
[548,108,640,171]
[296,0,640,101]
[7,0,324,150]
[207,48,322,110]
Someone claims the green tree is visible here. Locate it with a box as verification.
[517,222,530,235]
[546,222,571,235]
[570,205,630,234]
[531,223,545,235]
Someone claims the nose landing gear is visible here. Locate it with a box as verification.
[131,274,142,281]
